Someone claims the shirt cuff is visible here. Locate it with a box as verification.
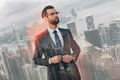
[72,55,77,61]
[48,58,51,64]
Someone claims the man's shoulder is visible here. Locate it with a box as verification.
[35,30,48,44]
[58,28,70,32]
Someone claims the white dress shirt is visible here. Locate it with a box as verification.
[47,27,64,47]
[47,27,64,64]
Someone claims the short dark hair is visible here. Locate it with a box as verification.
[41,5,54,18]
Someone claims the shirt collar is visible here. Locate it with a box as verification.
[47,27,59,34]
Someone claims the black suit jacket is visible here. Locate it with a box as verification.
[33,28,81,80]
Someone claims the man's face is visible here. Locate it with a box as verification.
[45,9,60,25]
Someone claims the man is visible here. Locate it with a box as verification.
[33,5,81,80]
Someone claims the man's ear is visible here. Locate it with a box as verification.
[42,16,48,23]
[42,16,47,21]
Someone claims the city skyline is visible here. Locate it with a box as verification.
[0,1,120,80]
[0,0,118,30]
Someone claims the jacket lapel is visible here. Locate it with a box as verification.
[45,31,56,48]
[58,28,66,41]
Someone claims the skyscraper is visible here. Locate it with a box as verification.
[109,20,120,45]
[84,29,102,48]
[67,22,78,36]
[86,15,95,30]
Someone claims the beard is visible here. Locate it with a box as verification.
[49,18,60,25]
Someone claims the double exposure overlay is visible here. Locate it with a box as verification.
[0,0,120,80]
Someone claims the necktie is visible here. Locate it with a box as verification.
[53,30,62,48]
[53,30,65,70]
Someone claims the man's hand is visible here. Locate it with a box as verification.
[50,55,62,64]
[62,54,73,63]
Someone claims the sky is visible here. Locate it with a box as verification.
[76,0,120,33]
[0,0,119,31]
[0,0,80,29]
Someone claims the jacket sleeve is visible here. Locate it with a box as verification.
[67,29,81,60]
[33,40,51,66]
